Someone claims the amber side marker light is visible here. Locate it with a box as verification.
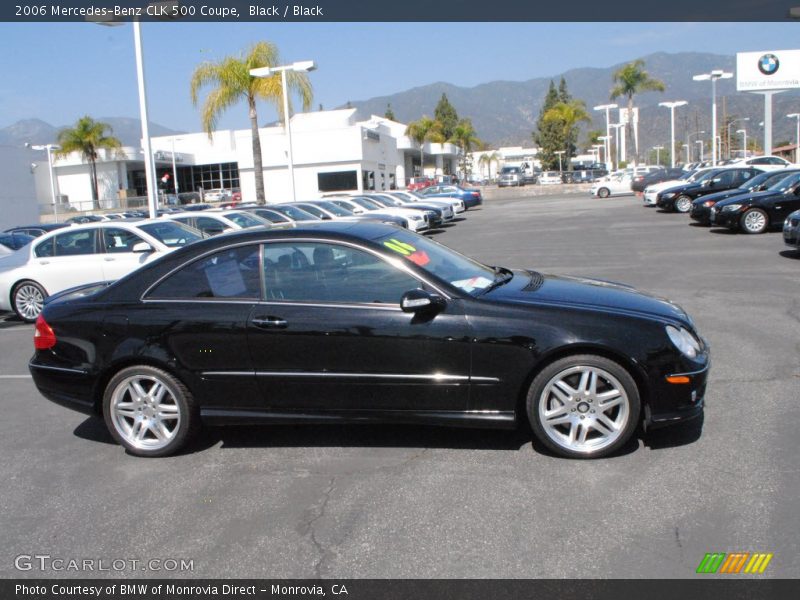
[34,315,57,350]
[666,375,691,384]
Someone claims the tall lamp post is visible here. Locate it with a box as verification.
[554,150,565,173]
[170,136,182,202]
[788,113,800,163]
[658,100,687,168]
[593,103,617,172]
[726,117,749,159]
[692,69,733,167]
[250,61,316,202]
[28,143,61,220]
[609,123,624,169]
[696,140,704,162]
[653,145,664,166]
[682,144,690,163]
[737,129,748,159]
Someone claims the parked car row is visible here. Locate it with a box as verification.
[0,185,484,323]
[639,163,800,253]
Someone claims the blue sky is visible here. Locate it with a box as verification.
[1,22,798,132]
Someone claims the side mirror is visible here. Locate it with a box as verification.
[401,289,446,313]
[132,242,154,253]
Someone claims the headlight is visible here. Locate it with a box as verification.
[666,325,701,359]
[722,204,743,212]
[703,200,715,207]
[662,192,675,199]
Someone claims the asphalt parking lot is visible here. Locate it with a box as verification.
[2,192,798,579]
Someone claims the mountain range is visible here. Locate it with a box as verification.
[0,117,182,148]
[348,51,800,151]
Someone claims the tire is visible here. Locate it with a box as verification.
[526,354,641,459]
[103,365,199,457]
[598,187,610,199]
[675,195,693,214]
[12,280,47,323]
[740,208,768,234]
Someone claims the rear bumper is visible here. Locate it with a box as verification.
[29,359,99,416]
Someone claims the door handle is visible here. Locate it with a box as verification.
[104,257,116,262]
[39,261,49,265]
[252,317,288,329]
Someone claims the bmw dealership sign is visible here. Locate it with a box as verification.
[737,49,800,91]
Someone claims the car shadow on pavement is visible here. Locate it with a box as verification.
[195,423,534,453]
[708,227,738,234]
[642,414,704,451]
[73,417,116,445]
[779,250,800,259]
[688,222,711,228]
[0,314,26,329]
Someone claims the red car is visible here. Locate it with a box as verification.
[407,177,434,191]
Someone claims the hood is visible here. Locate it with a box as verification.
[484,270,691,325]
[715,189,782,207]
[692,188,747,205]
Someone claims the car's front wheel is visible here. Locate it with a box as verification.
[598,187,610,199]
[527,355,640,459]
[740,208,768,234]
[12,280,46,322]
[675,195,693,213]
[103,366,199,457]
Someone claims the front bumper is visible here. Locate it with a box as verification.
[643,192,658,205]
[656,195,676,210]
[690,204,712,224]
[783,218,800,247]
[646,362,709,428]
[709,206,742,228]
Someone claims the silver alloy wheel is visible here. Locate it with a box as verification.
[14,283,44,321]
[538,365,630,455]
[109,375,181,451]
[743,210,767,233]
[675,196,692,213]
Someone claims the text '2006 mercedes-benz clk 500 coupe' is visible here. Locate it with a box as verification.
[29,222,708,459]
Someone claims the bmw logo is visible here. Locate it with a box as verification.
[758,54,780,76]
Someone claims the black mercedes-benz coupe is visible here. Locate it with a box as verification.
[30,222,708,459]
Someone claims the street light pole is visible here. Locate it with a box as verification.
[554,150,565,173]
[250,61,316,203]
[29,143,61,220]
[693,69,733,168]
[131,21,159,218]
[170,136,181,200]
[696,140,704,162]
[653,145,664,166]
[788,113,800,163]
[737,129,748,159]
[682,144,690,163]
[593,103,617,172]
[658,101,688,168]
[687,130,705,162]
[726,117,749,160]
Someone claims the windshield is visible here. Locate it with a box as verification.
[225,212,268,228]
[253,209,290,223]
[767,172,800,192]
[351,197,382,211]
[500,167,519,174]
[137,221,203,247]
[316,201,353,217]
[272,205,320,220]
[741,171,781,191]
[693,169,722,183]
[376,230,498,295]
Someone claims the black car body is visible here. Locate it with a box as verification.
[30,223,708,459]
[710,172,800,234]
[656,168,763,213]
[690,169,800,225]
[782,209,800,249]
[632,168,685,193]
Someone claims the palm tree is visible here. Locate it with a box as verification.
[56,116,123,210]
[449,119,482,180]
[610,60,665,165]
[190,42,313,204]
[405,117,445,177]
[543,100,591,163]
[478,151,499,180]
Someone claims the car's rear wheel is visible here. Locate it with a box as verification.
[12,280,46,322]
[527,355,640,459]
[598,188,610,199]
[675,195,693,213]
[740,208,768,234]
[103,366,198,457]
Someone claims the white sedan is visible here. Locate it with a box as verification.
[539,171,563,185]
[0,220,202,322]
[590,174,634,198]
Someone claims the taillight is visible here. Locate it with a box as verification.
[34,315,57,350]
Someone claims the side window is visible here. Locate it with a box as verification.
[263,242,418,305]
[102,228,146,253]
[53,229,98,256]
[738,170,755,182]
[34,238,55,258]
[715,171,735,186]
[768,157,785,165]
[148,245,261,300]
[195,217,227,235]
[751,158,768,165]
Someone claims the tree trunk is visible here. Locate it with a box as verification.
[419,147,425,178]
[89,154,100,210]
[249,97,266,205]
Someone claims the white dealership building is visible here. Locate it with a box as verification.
[31,109,461,213]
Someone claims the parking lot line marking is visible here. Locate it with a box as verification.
[0,375,32,379]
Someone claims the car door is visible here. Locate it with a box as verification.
[769,180,800,223]
[31,228,106,294]
[247,240,471,412]
[99,227,153,282]
[143,243,263,409]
